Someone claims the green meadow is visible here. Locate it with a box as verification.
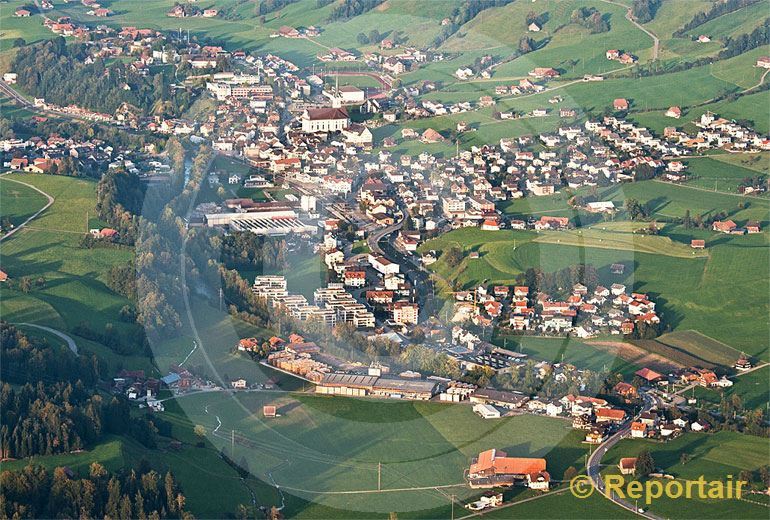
[602,432,769,519]
[0,177,48,228]
[0,174,145,368]
[165,390,588,516]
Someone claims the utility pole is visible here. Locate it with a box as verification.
[450,494,455,520]
[231,429,235,459]
[377,462,381,491]
[219,288,224,311]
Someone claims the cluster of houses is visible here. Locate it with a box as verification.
[445,280,661,339]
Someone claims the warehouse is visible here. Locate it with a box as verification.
[315,373,439,400]
[470,388,529,409]
[205,209,316,236]
[316,373,377,397]
[370,377,438,400]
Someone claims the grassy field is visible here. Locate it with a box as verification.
[681,155,770,194]
[492,334,644,378]
[602,432,770,519]
[599,179,770,222]
[682,1,770,41]
[0,1,57,52]
[0,177,48,228]
[532,228,709,258]
[440,0,654,76]
[165,390,588,516]
[656,330,745,367]
[475,491,637,519]
[0,173,147,367]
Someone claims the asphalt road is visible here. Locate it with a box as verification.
[586,392,663,519]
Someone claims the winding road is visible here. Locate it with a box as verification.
[586,392,663,519]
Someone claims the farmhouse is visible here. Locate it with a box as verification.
[712,219,737,233]
[613,98,629,111]
[665,106,682,119]
[421,128,445,143]
[468,449,549,490]
[691,239,705,249]
[635,367,664,384]
[529,67,560,79]
[756,56,770,69]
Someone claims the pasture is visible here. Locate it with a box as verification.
[0,174,137,334]
[602,432,770,519]
[166,390,588,516]
[492,334,644,377]
[0,177,48,228]
[681,156,769,194]
[599,179,770,222]
[656,330,745,367]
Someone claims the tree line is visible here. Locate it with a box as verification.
[257,0,299,15]
[0,463,192,519]
[718,17,770,60]
[631,0,660,24]
[570,7,610,34]
[328,0,384,21]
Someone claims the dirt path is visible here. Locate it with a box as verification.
[0,174,54,242]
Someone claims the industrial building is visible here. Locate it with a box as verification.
[205,209,316,236]
[316,373,439,400]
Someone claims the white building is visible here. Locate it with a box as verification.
[301,107,349,133]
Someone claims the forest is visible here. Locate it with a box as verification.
[12,38,194,117]
[0,324,164,459]
[0,463,192,519]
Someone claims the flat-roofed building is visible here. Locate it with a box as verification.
[370,377,438,400]
[316,373,378,396]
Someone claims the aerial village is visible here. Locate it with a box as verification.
[2,8,767,504]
